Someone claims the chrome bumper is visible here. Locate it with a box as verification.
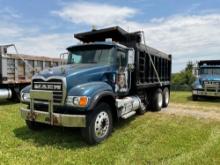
[192,90,220,97]
[20,90,86,128]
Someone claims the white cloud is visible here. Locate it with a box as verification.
[1,2,220,72]
[0,30,74,57]
[52,2,137,26]
[15,34,74,57]
[0,6,21,19]
[0,24,23,38]
[133,14,220,71]
[123,14,220,72]
[0,9,74,57]
[53,2,220,71]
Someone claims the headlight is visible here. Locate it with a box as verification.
[21,93,30,102]
[66,96,88,107]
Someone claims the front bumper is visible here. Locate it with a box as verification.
[192,90,220,97]
[20,108,86,127]
[20,90,86,128]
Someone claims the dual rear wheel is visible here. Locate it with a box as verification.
[150,87,170,111]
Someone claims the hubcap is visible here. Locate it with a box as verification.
[158,93,163,107]
[94,111,110,139]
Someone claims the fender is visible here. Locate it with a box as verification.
[192,78,202,90]
[67,81,115,110]
[88,90,115,110]
[21,85,31,93]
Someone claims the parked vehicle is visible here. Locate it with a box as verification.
[192,60,220,100]
[20,26,172,144]
[0,44,61,101]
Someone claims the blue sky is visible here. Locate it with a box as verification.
[1,0,220,72]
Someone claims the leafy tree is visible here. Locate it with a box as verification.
[172,61,196,86]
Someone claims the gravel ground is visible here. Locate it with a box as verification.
[161,103,220,121]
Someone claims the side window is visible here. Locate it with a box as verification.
[117,50,127,67]
[72,54,82,64]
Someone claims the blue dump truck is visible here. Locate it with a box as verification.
[20,27,172,144]
[192,60,220,100]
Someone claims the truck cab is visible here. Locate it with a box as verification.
[20,26,172,144]
[192,60,220,100]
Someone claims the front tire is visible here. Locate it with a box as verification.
[81,102,113,144]
[192,95,198,101]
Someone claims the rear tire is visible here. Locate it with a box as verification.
[162,87,170,108]
[150,88,163,111]
[81,102,113,144]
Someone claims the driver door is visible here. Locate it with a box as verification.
[115,49,129,95]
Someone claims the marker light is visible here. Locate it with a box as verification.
[72,96,88,107]
[79,96,88,107]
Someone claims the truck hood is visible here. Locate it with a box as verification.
[37,64,110,78]
[34,64,114,90]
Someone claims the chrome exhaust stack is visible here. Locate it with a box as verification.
[0,89,12,100]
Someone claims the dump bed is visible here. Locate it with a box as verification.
[135,44,171,89]
[0,53,61,84]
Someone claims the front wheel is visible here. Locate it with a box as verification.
[81,102,113,144]
[192,95,198,101]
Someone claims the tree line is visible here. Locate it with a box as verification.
[172,61,196,90]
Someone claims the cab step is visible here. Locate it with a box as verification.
[121,111,136,119]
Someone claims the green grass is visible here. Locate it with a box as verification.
[171,91,220,109]
[1,100,220,164]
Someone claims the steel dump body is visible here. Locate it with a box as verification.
[0,53,60,84]
[0,45,61,100]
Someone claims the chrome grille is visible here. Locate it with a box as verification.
[203,81,220,91]
[32,78,64,104]
[204,81,220,86]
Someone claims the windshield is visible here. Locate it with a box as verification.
[200,68,220,75]
[67,45,114,65]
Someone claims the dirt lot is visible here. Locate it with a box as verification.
[162,103,220,121]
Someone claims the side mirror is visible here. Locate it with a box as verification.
[128,49,135,65]
[59,52,68,65]
[127,49,135,71]
[192,67,199,78]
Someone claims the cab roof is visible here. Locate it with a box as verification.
[74,26,141,43]
[67,41,126,51]
[199,60,220,66]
